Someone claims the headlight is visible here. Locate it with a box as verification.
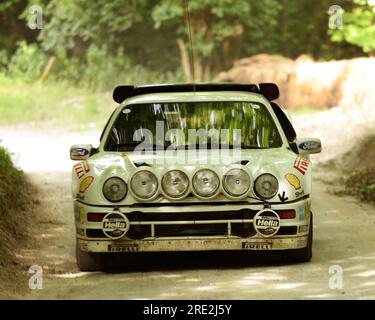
[162,170,189,198]
[223,168,251,197]
[130,170,158,199]
[103,177,127,202]
[254,174,279,199]
[192,169,220,197]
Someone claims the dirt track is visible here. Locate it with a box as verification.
[1,121,375,299]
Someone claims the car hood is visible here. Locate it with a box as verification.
[72,148,312,205]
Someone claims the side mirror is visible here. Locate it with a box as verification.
[70,144,93,160]
[297,138,322,155]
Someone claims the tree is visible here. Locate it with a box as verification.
[152,0,281,81]
[0,0,39,66]
[38,0,181,73]
[330,0,375,56]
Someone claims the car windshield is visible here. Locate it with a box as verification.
[104,101,283,151]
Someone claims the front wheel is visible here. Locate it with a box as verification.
[76,239,107,271]
[283,212,313,263]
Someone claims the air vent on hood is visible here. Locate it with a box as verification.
[133,162,152,168]
[233,160,249,165]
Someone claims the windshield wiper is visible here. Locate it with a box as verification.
[178,144,261,150]
[112,143,267,152]
[113,143,165,151]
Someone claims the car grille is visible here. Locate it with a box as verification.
[126,209,256,222]
[84,209,298,240]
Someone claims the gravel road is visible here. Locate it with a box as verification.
[1,112,375,299]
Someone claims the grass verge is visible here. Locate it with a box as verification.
[0,146,37,298]
[0,78,114,129]
[333,134,375,203]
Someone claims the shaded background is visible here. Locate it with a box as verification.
[0,0,374,126]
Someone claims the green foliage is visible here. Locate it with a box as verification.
[152,0,281,77]
[39,0,149,52]
[79,45,183,90]
[7,41,47,81]
[0,0,371,88]
[0,146,25,216]
[330,0,375,54]
[0,0,37,54]
[0,144,33,291]
[342,167,375,203]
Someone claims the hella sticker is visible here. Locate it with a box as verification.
[102,212,130,239]
[253,209,280,237]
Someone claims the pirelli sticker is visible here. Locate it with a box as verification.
[108,244,139,252]
[242,242,272,250]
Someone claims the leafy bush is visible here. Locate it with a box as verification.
[0,145,34,297]
[3,41,184,91]
[0,146,26,216]
[342,167,375,203]
[7,41,48,82]
[79,45,184,90]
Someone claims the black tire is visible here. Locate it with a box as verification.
[76,239,107,271]
[283,212,313,263]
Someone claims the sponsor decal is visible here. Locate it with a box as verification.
[71,147,89,158]
[278,190,288,202]
[108,244,139,252]
[295,190,305,198]
[253,209,280,237]
[285,173,301,190]
[79,208,85,224]
[299,140,321,151]
[79,176,94,193]
[102,212,130,239]
[74,160,90,179]
[293,157,309,175]
[242,242,272,250]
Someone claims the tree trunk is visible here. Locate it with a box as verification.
[177,38,192,82]
[194,57,203,82]
[202,63,211,82]
[40,56,56,81]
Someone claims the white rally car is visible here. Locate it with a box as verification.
[70,83,321,271]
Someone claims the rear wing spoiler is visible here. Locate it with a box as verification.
[113,83,279,104]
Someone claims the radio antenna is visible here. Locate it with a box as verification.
[183,0,196,91]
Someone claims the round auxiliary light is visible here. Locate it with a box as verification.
[130,170,158,199]
[192,169,220,197]
[223,168,251,197]
[103,177,127,202]
[162,170,189,198]
[254,173,279,200]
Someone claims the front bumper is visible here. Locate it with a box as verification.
[74,197,311,253]
[78,235,308,253]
